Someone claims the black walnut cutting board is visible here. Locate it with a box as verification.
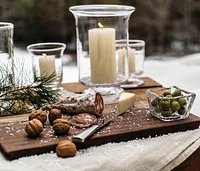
[0,77,200,160]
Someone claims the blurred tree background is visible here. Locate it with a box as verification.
[0,0,200,57]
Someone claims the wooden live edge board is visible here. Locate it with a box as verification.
[0,77,200,160]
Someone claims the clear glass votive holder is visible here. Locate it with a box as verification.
[27,42,66,87]
[120,40,145,88]
[0,22,14,85]
[69,5,135,103]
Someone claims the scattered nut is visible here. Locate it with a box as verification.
[49,108,62,125]
[29,109,47,124]
[56,140,77,158]
[25,118,43,137]
[41,104,52,111]
[53,118,70,135]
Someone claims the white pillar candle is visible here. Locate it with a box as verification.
[118,48,126,74]
[39,53,56,77]
[118,47,135,74]
[128,48,135,73]
[89,24,117,84]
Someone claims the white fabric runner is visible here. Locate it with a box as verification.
[0,128,200,171]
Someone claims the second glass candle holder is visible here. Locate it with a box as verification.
[27,42,66,88]
[70,5,135,103]
[120,40,145,88]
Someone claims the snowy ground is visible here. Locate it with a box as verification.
[143,53,200,117]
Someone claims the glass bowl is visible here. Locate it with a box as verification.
[146,86,196,121]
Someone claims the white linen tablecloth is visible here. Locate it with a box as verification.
[1,128,200,171]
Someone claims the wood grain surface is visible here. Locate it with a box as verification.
[60,77,162,93]
[1,77,200,161]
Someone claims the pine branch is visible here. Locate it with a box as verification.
[0,64,61,116]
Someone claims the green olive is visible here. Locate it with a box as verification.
[151,98,158,107]
[172,89,182,97]
[155,107,161,113]
[178,106,186,115]
[166,95,174,101]
[159,98,170,111]
[159,95,164,99]
[178,97,187,106]
[163,91,171,96]
[163,97,170,101]
[171,100,181,112]
[161,108,173,117]
[166,95,173,98]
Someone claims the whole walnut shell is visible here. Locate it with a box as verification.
[41,104,52,112]
[56,140,77,158]
[29,109,47,124]
[49,108,62,125]
[25,118,43,137]
[53,119,70,135]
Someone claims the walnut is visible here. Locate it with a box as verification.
[53,118,70,135]
[49,108,62,125]
[29,109,47,124]
[25,119,43,137]
[56,140,77,158]
[41,104,52,112]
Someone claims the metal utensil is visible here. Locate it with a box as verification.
[72,116,113,143]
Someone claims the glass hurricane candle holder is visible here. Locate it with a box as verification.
[69,5,135,103]
[120,40,145,88]
[27,42,66,88]
[0,22,14,85]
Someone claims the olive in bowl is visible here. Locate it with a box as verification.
[146,86,196,121]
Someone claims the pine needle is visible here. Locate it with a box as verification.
[0,62,61,116]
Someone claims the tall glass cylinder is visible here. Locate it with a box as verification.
[70,5,135,103]
[0,22,14,85]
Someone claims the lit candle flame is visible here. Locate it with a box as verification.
[98,22,104,29]
[42,53,47,57]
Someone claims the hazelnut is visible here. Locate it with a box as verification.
[53,119,70,135]
[56,140,77,158]
[25,118,43,137]
[29,109,47,124]
[49,108,62,125]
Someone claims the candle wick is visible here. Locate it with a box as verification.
[98,22,104,29]
[42,53,47,58]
